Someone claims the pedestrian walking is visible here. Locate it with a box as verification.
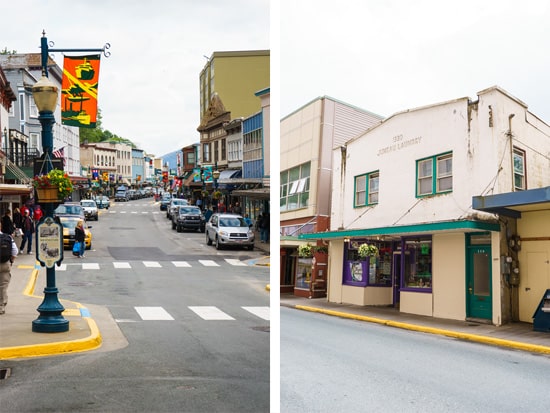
[218,200,227,213]
[12,207,22,238]
[259,212,270,243]
[233,201,242,215]
[1,210,15,237]
[0,222,18,315]
[19,210,35,254]
[74,220,86,258]
[33,205,43,222]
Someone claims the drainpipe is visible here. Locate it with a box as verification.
[508,114,515,192]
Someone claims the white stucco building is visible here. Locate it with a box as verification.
[301,86,550,326]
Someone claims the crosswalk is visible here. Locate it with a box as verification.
[115,305,270,322]
[55,259,251,270]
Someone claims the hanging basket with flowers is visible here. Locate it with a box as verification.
[33,169,74,202]
[298,243,314,258]
[357,243,378,260]
[212,190,223,200]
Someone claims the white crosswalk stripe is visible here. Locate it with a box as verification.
[82,263,100,270]
[135,306,174,320]
[199,260,219,267]
[143,261,162,268]
[172,261,192,267]
[225,259,247,266]
[189,306,235,320]
[242,306,270,320]
[113,262,131,269]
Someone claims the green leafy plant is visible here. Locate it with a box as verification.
[298,243,313,258]
[33,169,73,199]
[357,243,378,259]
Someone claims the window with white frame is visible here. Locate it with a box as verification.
[280,162,310,211]
[354,171,379,207]
[29,98,38,118]
[29,133,40,150]
[513,147,525,191]
[416,152,452,197]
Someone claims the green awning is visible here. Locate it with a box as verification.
[298,220,500,240]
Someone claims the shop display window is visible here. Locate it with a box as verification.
[402,237,432,291]
[343,241,391,287]
[296,257,313,290]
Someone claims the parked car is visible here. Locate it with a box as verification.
[115,187,129,202]
[172,206,205,232]
[94,195,110,209]
[159,193,172,211]
[205,213,254,250]
[58,215,92,250]
[54,202,85,220]
[80,199,99,221]
[167,198,189,219]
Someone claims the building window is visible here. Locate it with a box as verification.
[343,240,391,287]
[280,162,310,212]
[203,143,210,163]
[29,98,38,118]
[513,147,525,191]
[402,237,432,291]
[416,152,452,197]
[354,171,379,207]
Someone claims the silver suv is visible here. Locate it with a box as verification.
[80,199,99,221]
[205,213,254,250]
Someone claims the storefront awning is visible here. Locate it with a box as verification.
[0,183,33,196]
[298,219,500,241]
[231,187,270,199]
[472,186,550,218]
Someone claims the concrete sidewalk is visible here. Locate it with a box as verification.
[281,294,550,355]
[0,252,110,360]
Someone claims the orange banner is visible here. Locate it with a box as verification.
[61,54,101,128]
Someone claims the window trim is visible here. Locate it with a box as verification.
[512,147,526,191]
[354,170,379,207]
[416,152,453,198]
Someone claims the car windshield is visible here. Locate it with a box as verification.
[55,204,83,215]
[81,201,96,207]
[219,217,247,227]
[172,199,188,206]
[180,207,200,214]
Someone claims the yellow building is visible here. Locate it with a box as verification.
[199,50,270,120]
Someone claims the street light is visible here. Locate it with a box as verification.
[31,72,69,333]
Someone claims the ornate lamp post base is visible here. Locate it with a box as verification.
[32,286,69,332]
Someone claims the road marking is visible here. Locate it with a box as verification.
[115,319,137,323]
[225,259,247,266]
[189,306,235,320]
[113,262,131,269]
[242,306,270,320]
[172,261,192,267]
[199,260,219,267]
[142,211,148,214]
[135,306,174,320]
[56,264,67,271]
[82,263,100,270]
[143,261,162,268]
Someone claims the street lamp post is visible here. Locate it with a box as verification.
[31,53,69,332]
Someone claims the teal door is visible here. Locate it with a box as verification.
[466,246,492,320]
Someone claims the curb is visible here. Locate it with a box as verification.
[289,304,550,356]
[0,265,102,360]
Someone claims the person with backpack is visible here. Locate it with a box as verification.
[19,209,35,255]
[1,210,15,237]
[0,221,18,315]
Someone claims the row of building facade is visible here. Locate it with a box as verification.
[0,50,270,220]
[281,87,550,326]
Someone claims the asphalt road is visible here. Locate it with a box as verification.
[281,307,550,413]
[0,199,270,413]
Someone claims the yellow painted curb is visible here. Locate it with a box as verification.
[0,265,103,360]
[295,305,550,356]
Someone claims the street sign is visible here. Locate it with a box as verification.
[36,217,63,268]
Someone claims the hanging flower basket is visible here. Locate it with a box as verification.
[33,169,73,202]
[212,190,223,200]
[357,243,378,260]
[298,243,313,258]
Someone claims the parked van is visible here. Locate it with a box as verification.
[115,186,129,202]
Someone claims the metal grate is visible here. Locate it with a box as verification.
[0,368,11,380]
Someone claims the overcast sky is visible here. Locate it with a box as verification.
[1,0,269,157]
[281,0,550,123]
